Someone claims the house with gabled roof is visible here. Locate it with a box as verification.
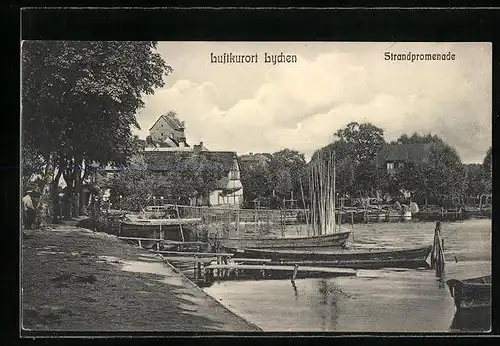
[92,113,243,208]
[148,112,190,149]
[142,147,243,207]
[375,143,432,175]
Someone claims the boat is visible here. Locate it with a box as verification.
[120,215,202,243]
[446,275,491,310]
[219,230,351,250]
[121,216,201,227]
[446,275,491,331]
[225,245,432,269]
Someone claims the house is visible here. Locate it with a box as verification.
[375,143,432,175]
[147,112,190,149]
[239,152,272,168]
[142,147,244,208]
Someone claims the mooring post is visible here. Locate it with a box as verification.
[291,264,299,283]
[431,221,445,274]
[193,255,198,280]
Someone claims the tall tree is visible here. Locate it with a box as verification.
[108,153,226,210]
[312,122,387,198]
[239,163,273,207]
[393,133,464,204]
[268,149,307,202]
[481,146,492,196]
[22,41,172,218]
[334,122,386,164]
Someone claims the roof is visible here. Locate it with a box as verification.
[239,153,271,162]
[376,144,432,166]
[142,150,237,173]
[149,114,184,131]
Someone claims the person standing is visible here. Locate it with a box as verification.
[22,190,37,229]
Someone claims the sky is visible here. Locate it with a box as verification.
[133,42,492,164]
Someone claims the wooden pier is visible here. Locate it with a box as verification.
[196,262,356,285]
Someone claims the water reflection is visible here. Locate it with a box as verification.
[450,307,491,332]
[291,280,298,299]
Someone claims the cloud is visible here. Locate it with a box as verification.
[135,42,491,163]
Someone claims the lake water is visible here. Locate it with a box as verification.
[203,219,491,332]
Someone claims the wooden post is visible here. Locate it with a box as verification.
[158,223,164,251]
[299,176,309,226]
[236,208,240,235]
[431,221,445,275]
[194,255,198,280]
[291,264,299,283]
[175,203,185,243]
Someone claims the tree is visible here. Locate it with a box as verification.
[395,161,429,201]
[22,41,172,218]
[334,122,386,164]
[481,146,492,199]
[268,149,307,200]
[311,122,387,198]
[108,153,226,210]
[173,153,226,205]
[108,155,167,212]
[392,133,464,205]
[462,164,484,203]
[239,163,273,208]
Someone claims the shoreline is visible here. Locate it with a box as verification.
[21,223,261,333]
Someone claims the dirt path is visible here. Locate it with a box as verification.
[21,224,261,332]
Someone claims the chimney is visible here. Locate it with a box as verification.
[179,137,186,148]
[194,141,203,154]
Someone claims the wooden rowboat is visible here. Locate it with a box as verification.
[122,217,201,226]
[446,275,491,331]
[220,230,351,250]
[226,245,432,269]
[446,275,491,310]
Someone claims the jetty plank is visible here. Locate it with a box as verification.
[204,263,356,276]
[154,250,234,257]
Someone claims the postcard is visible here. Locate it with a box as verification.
[21,41,492,334]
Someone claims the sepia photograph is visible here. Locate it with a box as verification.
[21,41,492,334]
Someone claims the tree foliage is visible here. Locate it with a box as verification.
[107,153,226,210]
[392,133,465,202]
[239,163,273,207]
[238,149,307,208]
[312,122,387,197]
[482,146,492,195]
[334,122,386,164]
[268,149,307,200]
[22,41,172,216]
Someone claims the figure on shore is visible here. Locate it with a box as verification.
[22,190,37,229]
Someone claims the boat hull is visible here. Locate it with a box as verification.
[120,220,200,242]
[446,276,491,310]
[221,231,351,250]
[227,245,432,265]
[446,275,491,331]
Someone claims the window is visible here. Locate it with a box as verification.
[230,170,240,180]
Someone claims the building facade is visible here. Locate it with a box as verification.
[375,143,432,175]
[148,112,189,148]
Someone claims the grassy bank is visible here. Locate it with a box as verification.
[21,224,261,332]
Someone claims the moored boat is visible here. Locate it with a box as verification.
[446,275,491,310]
[226,244,432,268]
[446,275,491,331]
[220,230,351,250]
